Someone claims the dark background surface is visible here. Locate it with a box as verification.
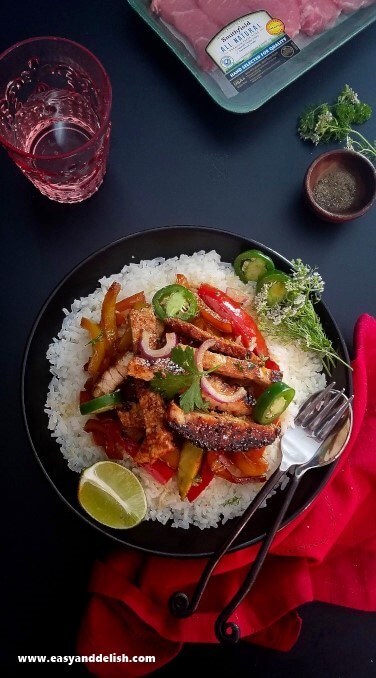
[1,0,376,675]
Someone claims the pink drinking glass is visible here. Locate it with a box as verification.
[0,37,112,203]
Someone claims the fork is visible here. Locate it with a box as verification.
[169,383,353,641]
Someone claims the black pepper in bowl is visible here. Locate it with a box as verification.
[304,149,376,223]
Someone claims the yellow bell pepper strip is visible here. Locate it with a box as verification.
[231,448,269,477]
[178,442,204,499]
[116,324,133,354]
[80,316,106,378]
[101,282,121,352]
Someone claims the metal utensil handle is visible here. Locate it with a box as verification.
[214,472,300,644]
[169,466,286,618]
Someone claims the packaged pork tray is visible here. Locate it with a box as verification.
[127,0,376,112]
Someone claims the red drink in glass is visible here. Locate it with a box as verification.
[0,37,112,203]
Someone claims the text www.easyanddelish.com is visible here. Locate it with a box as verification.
[18,654,156,665]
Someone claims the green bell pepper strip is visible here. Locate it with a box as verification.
[152,284,198,321]
[253,382,295,425]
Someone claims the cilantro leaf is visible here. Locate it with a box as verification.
[180,379,209,414]
[169,345,197,373]
[151,372,193,399]
[150,345,215,413]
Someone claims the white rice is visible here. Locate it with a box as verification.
[45,251,326,529]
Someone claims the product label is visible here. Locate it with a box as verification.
[206,11,299,93]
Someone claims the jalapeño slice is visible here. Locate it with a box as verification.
[234,249,275,283]
[79,390,123,415]
[253,382,295,425]
[152,284,198,321]
[256,271,290,305]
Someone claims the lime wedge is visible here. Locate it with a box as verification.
[78,461,147,529]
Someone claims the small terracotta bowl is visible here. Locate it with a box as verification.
[304,149,376,223]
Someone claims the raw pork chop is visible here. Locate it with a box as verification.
[151,0,194,14]
[245,0,301,37]
[196,0,253,26]
[298,0,340,35]
[332,0,375,11]
[151,0,219,70]
[197,0,301,37]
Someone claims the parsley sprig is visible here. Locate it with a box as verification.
[298,85,375,162]
[150,345,216,413]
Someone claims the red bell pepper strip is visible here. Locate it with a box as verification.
[198,283,269,353]
[84,418,138,460]
[142,461,175,484]
[199,305,233,334]
[84,417,174,484]
[186,458,214,502]
[115,291,146,313]
[265,358,280,370]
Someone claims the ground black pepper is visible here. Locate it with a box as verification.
[313,168,361,213]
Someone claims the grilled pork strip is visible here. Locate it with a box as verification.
[164,317,254,360]
[199,374,255,416]
[117,404,145,429]
[135,385,180,464]
[127,356,181,381]
[127,346,281,388]
[129,306,164,353]
[166,402,281,452]
[198,346,282,385]
[93,352,132,397]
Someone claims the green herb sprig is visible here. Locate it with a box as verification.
[223,496,240,507]
[151,345,216,413]
[254,259,350,373]
[298,85,375,162]
[86,331,103,346]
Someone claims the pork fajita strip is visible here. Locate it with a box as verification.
[127,346,281,388]
[135,385,180,464]
[93,352,132,397]
[166,402,281,451]
[163,316,256,360]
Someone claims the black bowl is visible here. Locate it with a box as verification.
[22,226,352,557]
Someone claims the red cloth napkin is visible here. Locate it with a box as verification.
[78,314,376,676]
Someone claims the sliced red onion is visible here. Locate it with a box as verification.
[195,338,246,403]
[201,376,246,403]
[195,338,216,372]
[218,454,266,484]
[139,330,177,360]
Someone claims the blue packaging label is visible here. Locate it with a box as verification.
[206,11,299,92]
